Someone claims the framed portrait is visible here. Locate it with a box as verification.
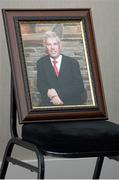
[2,9,108,123]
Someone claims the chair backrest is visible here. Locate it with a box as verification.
[10,81,18,138]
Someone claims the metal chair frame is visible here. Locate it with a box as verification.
[0,82,119,179]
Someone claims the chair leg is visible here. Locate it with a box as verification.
[93,156,104,179]
[0,139,14,179]
[37,151,45,179]
[13,138,45,179]
[0,138,45,179]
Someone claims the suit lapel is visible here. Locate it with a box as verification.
[58,55,65,78]
[45,56,59,82]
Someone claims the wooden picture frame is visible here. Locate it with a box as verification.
[2,8,108,123]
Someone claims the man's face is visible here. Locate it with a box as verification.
[45,37,62,59]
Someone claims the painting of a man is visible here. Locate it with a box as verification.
[37,31,87,106]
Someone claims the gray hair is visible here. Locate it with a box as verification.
[43,31,61,46]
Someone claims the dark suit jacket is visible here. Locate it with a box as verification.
[37,54,87,106]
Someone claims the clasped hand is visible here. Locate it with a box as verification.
[47,88,63,105]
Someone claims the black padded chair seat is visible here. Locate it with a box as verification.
[22,120,119,154]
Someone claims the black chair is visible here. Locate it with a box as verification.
[1,83,119,179]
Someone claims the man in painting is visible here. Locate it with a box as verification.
[37,31,87,106]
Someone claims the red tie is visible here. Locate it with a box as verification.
[53,60,59,77]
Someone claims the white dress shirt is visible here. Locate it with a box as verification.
[50,55,62,71]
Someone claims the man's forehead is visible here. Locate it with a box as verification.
[46,37,59,43]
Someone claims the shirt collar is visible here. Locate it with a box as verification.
[50,55,62,63]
